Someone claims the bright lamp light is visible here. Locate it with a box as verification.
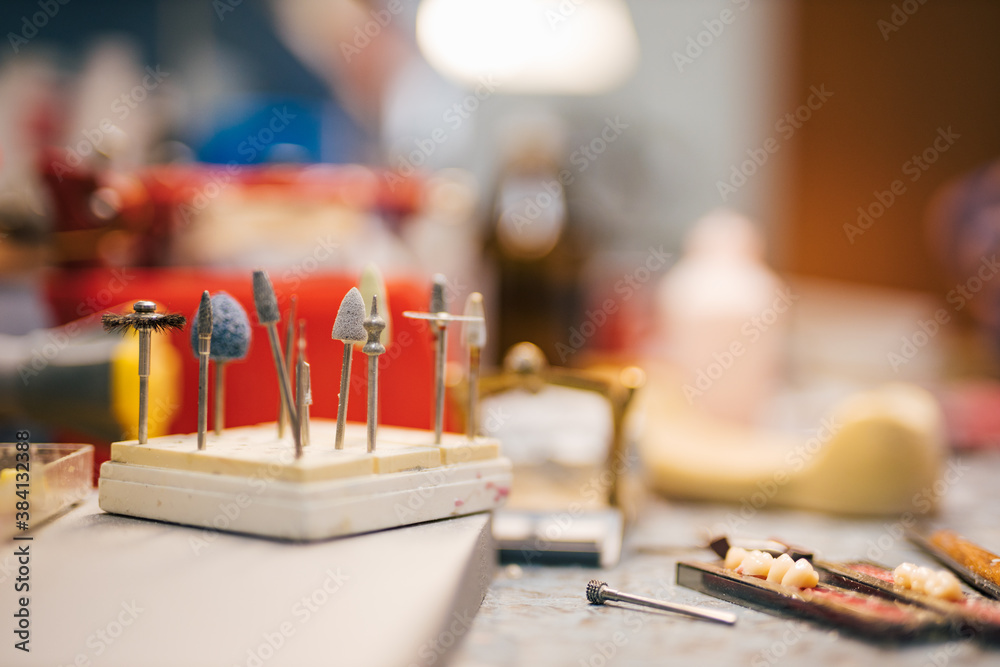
[416,0,639,95]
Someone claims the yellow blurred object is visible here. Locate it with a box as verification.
[639,370,946,516]
[110,331,182,440]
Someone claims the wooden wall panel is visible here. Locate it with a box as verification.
[785,0,1000,292]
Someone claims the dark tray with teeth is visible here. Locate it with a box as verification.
[815,560,1000,643]
[676,560,953,642]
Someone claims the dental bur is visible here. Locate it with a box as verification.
[278,296,297,439]
[102,301,186,444]
[403,275,484,444]
[363,295,386,453]
[332,287,367,449]
[297,320,311,448]
[429,276,447,444]
[462,293,486,440]
[195,291,212,450]
[252,270,301,458]
[586,581,737,625]
[188,292,251,435]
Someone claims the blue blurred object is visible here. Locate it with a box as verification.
[194,96,369,165]
[196,98,318,165]
[190,292,251,361]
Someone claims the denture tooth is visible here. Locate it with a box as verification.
[911,566,934,594]
[892,562,963,600]
[739,550,774,577]
[767,553,795,583]
[781,558,819,588]
[893,562,917,588]
[724,547,749,570]
[926,571,963,601]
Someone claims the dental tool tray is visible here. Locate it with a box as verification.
[98,419,512,540]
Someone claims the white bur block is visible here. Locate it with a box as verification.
[98,419,512,541]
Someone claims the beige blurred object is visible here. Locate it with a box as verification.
[638,370,946,516]
[169,188,365,268]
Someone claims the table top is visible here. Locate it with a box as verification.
[0,495,494,667]
[453,451,1000,667]
[4,452,999,666]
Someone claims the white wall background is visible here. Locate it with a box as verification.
[383,0,799,259]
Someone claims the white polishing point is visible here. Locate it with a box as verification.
[332,287,367,343]
[463,292,486,348]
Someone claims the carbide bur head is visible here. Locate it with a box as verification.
[430,274,447,315]
[586,580,608,605]
[198,291,213,337]
[252,270,280,325]
[462,292,486,348]
[332,287,367,343]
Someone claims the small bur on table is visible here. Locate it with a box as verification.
[586,580,737,625]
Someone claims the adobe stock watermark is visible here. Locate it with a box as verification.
[55,600,144,667]
[750,621,811,667]
[567,116,630,173]
[864,459,969,562]
[545,0,588,29]
[717,85,833,202]
[709,416,841,537]
[281,236,341,292]
[189,444,301,555]
[175,106,298,226]
[556,244,670,362]
[923,640,970,667]
[339,0,405,62]
[385,75,501,190]
[878,0,931,41]
[886,253,998,372]
[672,0,752,73]
[16,268,135,385]
[578,578,677,667]
[406,610,476,667]
[213,0,243,21]
[50,66,170,181]
[682,287,798,403]
[844,126,959,244]
[7,0,71,54]
[515,449,635,565]
[501,116,629,241]
[394,406,509,523]
[233,568,349,667]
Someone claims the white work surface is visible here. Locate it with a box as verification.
[0,495,493,667]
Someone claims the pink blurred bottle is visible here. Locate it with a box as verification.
[657,209,792,424]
